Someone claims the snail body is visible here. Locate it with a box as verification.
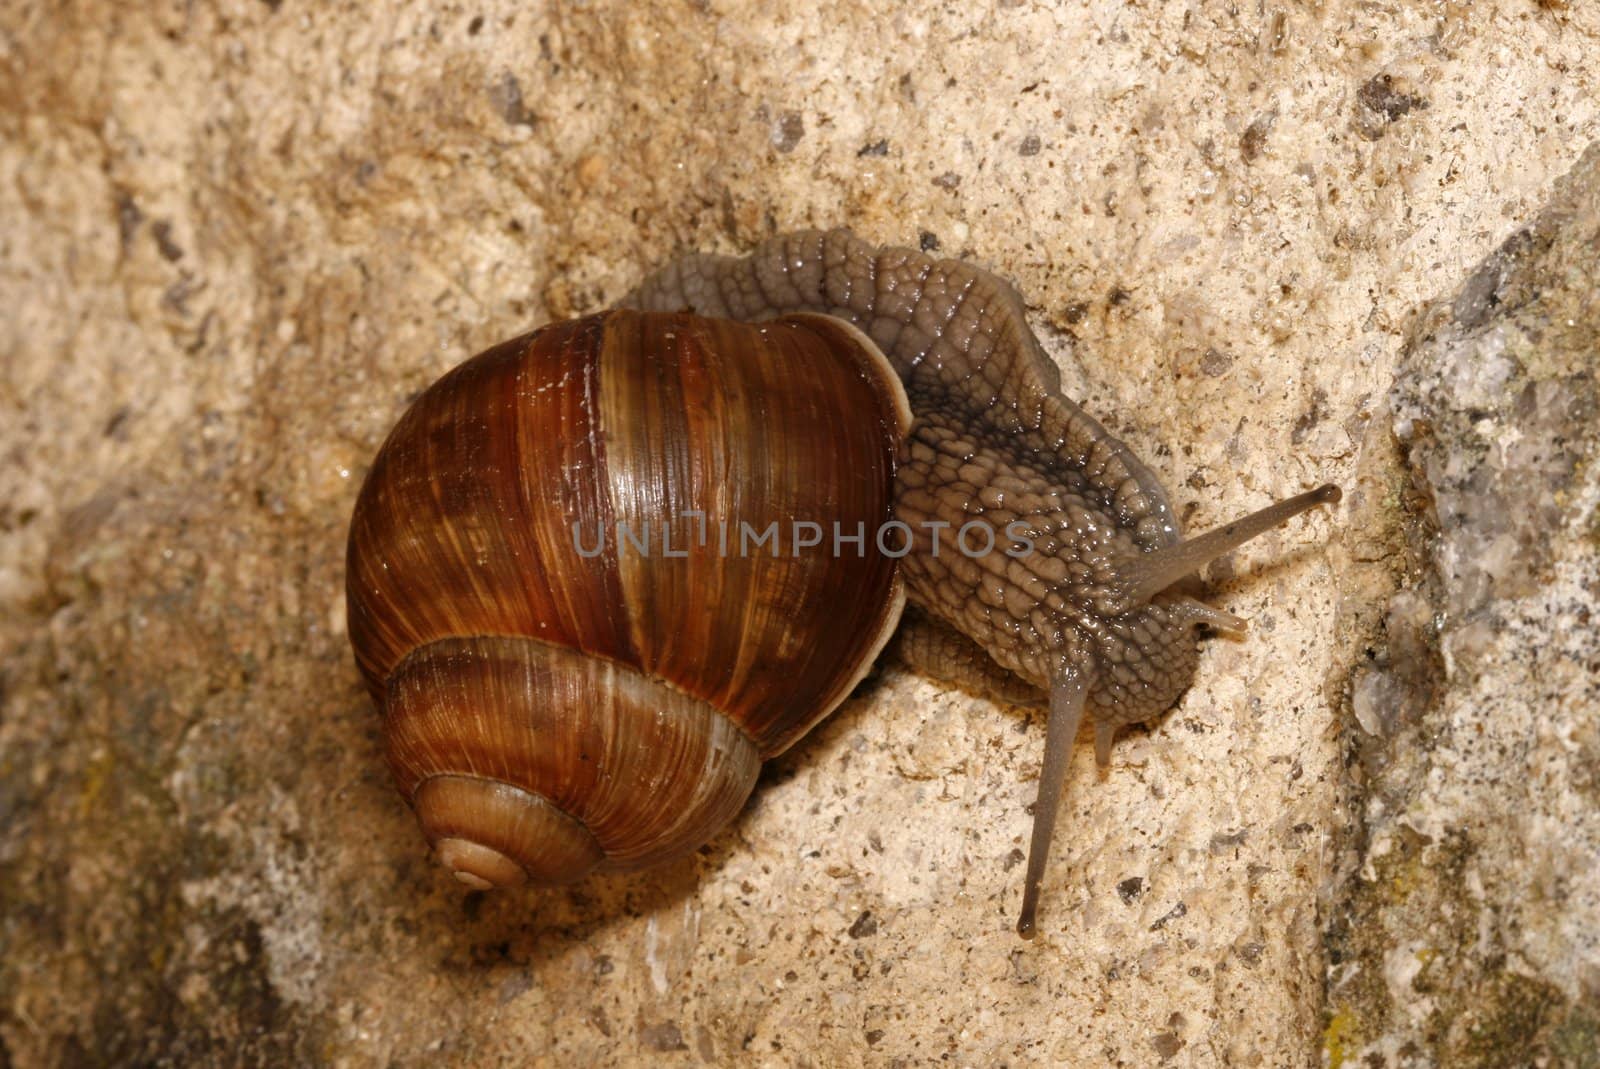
[348,230,1339,936]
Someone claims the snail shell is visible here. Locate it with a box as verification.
[346,310,911,889]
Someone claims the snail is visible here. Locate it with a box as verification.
[346,229,1339,939]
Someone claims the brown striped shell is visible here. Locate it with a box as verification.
[346,310,911,889]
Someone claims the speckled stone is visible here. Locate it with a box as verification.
[2,3,1598,1067]
[1328,143,1600,1068]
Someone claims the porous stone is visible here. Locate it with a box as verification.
[1329,143,1600,1068]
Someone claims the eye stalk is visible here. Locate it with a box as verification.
[1116,484,1342,606]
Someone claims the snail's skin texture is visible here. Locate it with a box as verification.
[891,605,1045,709]
[626,229,1339,937]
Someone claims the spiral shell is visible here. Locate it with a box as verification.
[346,310,910,888]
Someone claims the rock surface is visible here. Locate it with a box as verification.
[1329,143,1600,1067]
[1,3,1597,1066]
